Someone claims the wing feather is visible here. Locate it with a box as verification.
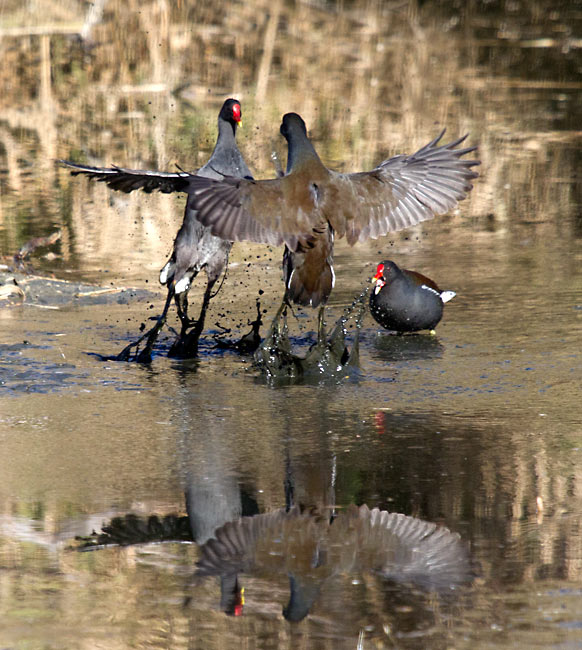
[59,160,192,194]
[323,133,479,244]
[186,174,317,249]
[158,132,478,249]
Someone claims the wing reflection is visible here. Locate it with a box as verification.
[75,503,472,622]
[196,504,473,621]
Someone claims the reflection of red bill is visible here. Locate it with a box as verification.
[234,587,245,616]
[374,411,385,434]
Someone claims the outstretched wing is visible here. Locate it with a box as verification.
[59,160,193,194]
[186,132,479,249]
[355,505,473,591]
[60,160,304,249]
[195,508,302,577]
[323,131,480,244]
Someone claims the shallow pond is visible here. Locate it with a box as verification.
[1,1,582,648]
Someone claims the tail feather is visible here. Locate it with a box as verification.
[283,225,334,308]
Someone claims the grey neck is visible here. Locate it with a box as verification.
[215,118,237,150]
[286,132,321,173]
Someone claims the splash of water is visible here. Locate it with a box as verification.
[253,287,369,383]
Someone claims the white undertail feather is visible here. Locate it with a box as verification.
[440,290,456,303]
[159,262,171,285]
[174,276,191,295]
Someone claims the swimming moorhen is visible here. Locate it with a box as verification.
[370,260,456,333]
[196,504,473,621]
[60,98,252,359]
[182,113,478,336]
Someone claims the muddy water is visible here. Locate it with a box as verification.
[1,1,582,648]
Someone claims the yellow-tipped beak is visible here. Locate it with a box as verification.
[237,119,243,127]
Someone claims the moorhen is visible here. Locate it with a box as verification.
[60,98,252,359]
[181,113,478,336]
[370,260,455,333]
[196,504,472,621]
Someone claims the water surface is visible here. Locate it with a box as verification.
[1,1,581,648]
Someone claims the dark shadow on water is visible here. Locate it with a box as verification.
[370,330,445,362]
[0,342,88,394]
[92,298,264,364]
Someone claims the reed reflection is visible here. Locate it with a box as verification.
[2,2,579,281]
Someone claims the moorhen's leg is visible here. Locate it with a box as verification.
[176,290,191,330]
[168,290,193,357]
[179,278,218,358]
[115,289,174,362]
[317,305,327,344]
[134,317,167,364]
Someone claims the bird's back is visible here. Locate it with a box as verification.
[198,146,252,181]
[166,130,252,286]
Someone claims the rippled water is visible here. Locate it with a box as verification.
[1,1,582,648]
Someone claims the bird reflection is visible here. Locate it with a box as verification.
[76,503,472,621]
[371,329,445,362]
[76,383,473,624]
[195,504,473,622]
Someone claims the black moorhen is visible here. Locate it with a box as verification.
[370,260,455,333]
[60,98,252,359]
[181,113,479,337]
[196,504,472,622]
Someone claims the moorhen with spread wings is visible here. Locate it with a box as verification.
[60,98,252,360]
[183,113,478,337]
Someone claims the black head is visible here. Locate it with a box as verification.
[373,260,400,282]
[220,574,244,617]
[219,98,243,128]
[280,113,308,141]
[282,574,321,623]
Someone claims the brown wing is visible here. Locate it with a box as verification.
[195,507,313,577]
[355,505,473,591]
[185,170,324,251]
[185,132,478,249]
[59,160,193,194]
[322,131,480,245]
[403,269,441,292]
[60,160,307,249]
